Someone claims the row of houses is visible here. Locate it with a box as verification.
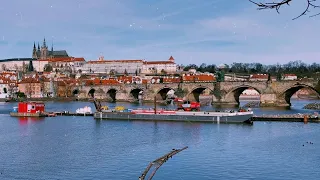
[0,70,216,98]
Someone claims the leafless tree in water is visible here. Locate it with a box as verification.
[249,0,320,20]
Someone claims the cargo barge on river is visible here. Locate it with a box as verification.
[93,99,254,124]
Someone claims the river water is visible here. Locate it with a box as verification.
[0,100,319,180]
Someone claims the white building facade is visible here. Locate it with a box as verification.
[141,56,177,74]
[283,74,297,80]
[78,56,143,74]
[0,58,35,72]
[74,55,178,75]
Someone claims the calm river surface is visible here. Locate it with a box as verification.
[0,100,319,180]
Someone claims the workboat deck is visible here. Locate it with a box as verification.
[94,111,253,124]
[10,112,47,117]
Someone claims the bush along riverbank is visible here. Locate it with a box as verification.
[243,101,260,108]
[303,102,320,110]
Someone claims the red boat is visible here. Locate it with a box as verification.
[10,102,46,117]
[173,98,183,102]
[177,101,201,111]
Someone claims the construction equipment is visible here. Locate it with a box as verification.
[93,98,102,112]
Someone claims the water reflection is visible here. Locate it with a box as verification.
[95,119,101,128]
[151,122,159,144]
[18,117,45,125]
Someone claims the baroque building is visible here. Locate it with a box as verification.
[32,38,69,59]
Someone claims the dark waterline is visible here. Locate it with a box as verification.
[0,100,319,180]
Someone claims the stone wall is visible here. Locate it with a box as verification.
[71,80,320,107]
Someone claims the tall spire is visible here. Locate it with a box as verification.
[43,37,47,47]
[37,42,40,50]
[32,42,37,58]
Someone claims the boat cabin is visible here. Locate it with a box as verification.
[17,102,45,113]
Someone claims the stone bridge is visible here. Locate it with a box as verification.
[71,80,320,107]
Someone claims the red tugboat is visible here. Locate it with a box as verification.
[10,102,46,117]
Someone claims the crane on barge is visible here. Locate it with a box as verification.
[93,98,102,112]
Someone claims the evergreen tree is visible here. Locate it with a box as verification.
[28,60,34,72]
[44,64,53,72]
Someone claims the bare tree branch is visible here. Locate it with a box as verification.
[249,0,320,20]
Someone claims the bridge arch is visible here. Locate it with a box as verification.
[106,88,117,102]
[95,88,105,99]
[225,85,262,105]
[88,88,96,98]
[187,86,215,102]
[130,88,144,101]
[155,87,175,101]
[72,89,79,96]
[280,84,320,106]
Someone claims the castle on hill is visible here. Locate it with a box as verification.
[32,38,69,59]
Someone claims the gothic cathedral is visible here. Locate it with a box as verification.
[32,38,69,59]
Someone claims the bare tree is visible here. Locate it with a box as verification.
[1,64,6,71]
[14,64,18,71]
[249,0,320,20]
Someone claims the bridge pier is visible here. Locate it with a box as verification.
[211,88,241,106]
[260,93,290,107]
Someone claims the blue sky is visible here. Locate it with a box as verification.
[0,0,319,65]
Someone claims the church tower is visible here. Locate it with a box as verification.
[32,42,37,59]
[40,38,48,59]
[169,56,175,62]
[50,43,54,58]
[37,42,40,58]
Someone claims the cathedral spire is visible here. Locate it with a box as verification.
[37,42,40,50]
[32,42,37,58]
[43,37,47,48]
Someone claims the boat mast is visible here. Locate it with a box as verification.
[154,96,156,114]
